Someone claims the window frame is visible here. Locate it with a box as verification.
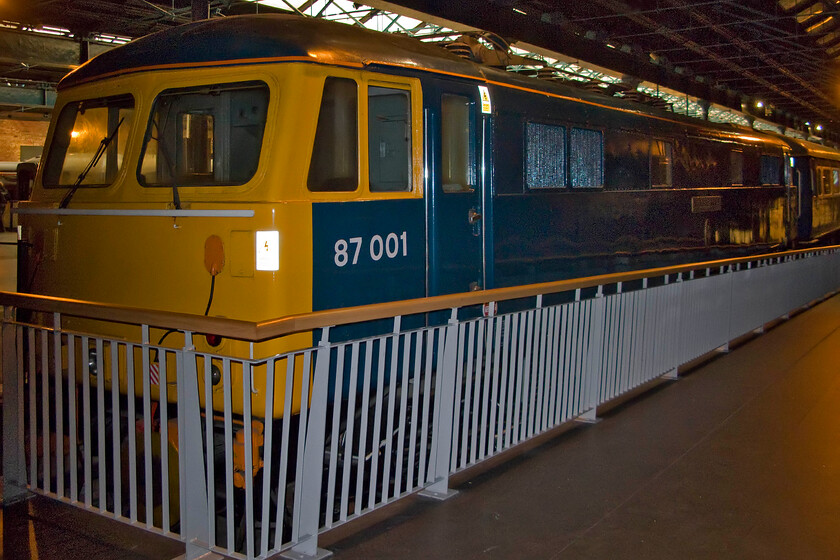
[137,79,270,189]
[569,126,605,189]
[42,93,136,189]
[523,120,567,191]
[441,93,477,194]
[758,154,783,186]
[305,72,423,201]
[649,138,674,188]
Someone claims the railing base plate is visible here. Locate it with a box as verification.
[279,548,333,560]
[419,487,459,501]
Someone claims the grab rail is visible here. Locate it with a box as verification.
[2,246,836,341]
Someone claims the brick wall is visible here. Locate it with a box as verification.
[0,118,49,162]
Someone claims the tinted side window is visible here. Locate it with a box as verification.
[651,140,673,187]
[308,77,359,192]
[605,131,649,190]
[730,151,744,185]
[759,155,781,185]
[525,122,566,189]
[570,127,603,188]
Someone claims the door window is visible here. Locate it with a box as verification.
[441,94,476,193]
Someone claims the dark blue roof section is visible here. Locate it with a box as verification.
[59,14,483,89]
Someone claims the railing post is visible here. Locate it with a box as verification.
[177,331,218,559]
[420,309,460,500]
[283,328,332,560]
[2,306,28,503]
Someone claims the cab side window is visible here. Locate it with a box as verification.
[441,94,475,193]
[308,77,359,192]
[368,86,411,192]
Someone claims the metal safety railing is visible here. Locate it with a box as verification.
[2,247,840,560]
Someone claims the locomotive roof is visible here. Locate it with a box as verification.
[55,14,804,152]
[779,136,840,162]
[59,14,483,89]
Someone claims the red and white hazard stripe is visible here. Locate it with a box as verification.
[149,361,160,386]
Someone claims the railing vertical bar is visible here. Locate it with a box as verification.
[461,320,477,467]
[141,331,153,527]
[110,342,122,518]
[126,344,137,522]
[486,317,502,455]
[292,351,312,539]
[635,290,646,387]
[564,302,578,418]
[625,291,638,389]
[611,293,625,399]
[40,329,51,494]
[203,358,216,548]
[427,324,446,483]
[450,322,467,471]
[95,338,106,511]
[516,312,530,442]
[552,306,566,424]
[647,286,659,376]
[243,361,255,560]
[637,289,648,384]
[11,325,24,493]
[500,315,515,450]
[394,334,411,495]
[469,319,486,466]
[526,309,539,438]
[418,328,435,485]
[477,319,493,462]
[325,345,345,528]
[405,333,421,492]
[578,299,592,413]
[367,337,386,509]
[339,343,359,522]
[222,357,235,553]
[355,341,373,515]
[534,308,551,433]
[555,303,568,422]
[52,315,64,498]
[292,350,312,540]
[381,328,400,501]
[27,328,37,489]
[624,291,637,390]
[512,313,526,445]
[259,359,276,554]
[273,356,296,550]
[159,350,170,532]
[566,300,583,416]
[600,296,614,402]
[545,307,559,426]
[81,335,92,506]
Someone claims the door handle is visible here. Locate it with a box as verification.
[468,208,482,224]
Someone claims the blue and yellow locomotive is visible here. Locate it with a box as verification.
[18,13,840,409]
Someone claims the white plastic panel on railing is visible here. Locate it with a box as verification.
[2,248,839,560]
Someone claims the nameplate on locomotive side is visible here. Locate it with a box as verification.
[691,196,722,213]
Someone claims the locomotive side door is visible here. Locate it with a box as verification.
[427,83,490,296]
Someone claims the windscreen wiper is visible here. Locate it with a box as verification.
[145,115,181,210]
[59,116,125,209]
